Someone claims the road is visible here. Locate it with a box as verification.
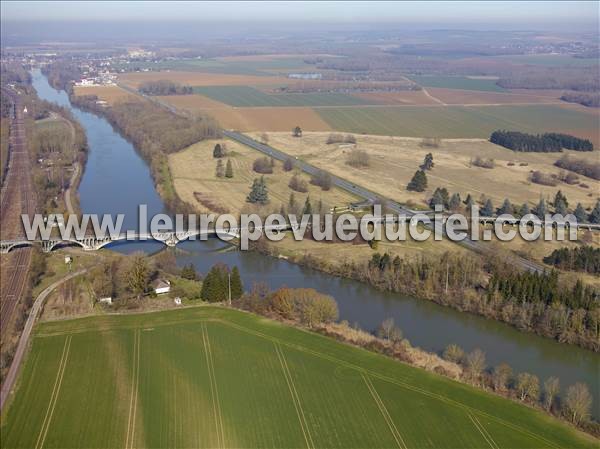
[0,93,37,340]
[0,269,87,412]
[223,130,546,273]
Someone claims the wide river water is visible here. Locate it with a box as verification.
[31,69,599,416]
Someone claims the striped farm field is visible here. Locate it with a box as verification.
[408,75,506,92]
[316,104,600,145]
[1,306,595,448]
[193,86,371,107]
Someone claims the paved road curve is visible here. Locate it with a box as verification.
[223,130,546,273]
[0,269,87,412]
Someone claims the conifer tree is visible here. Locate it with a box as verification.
[589,200,600,224]
[482,199,494,216]
[407,170,427,192]
[421,152,434,170]
[303,196,313,215]
[574,203,587,222]
[246,176,269,204]
[535,198,547,217]
[216,159,225,178]
[230,266,243,300]
[225,159,233,178]
[498,198,513,215]
[519,203,531,217]
[449,192,461,210]
[213,143,224,158]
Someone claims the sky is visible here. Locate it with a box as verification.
[2,1,599,26]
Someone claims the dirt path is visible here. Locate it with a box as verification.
[0,269,87,412]
[64,162,79,215]
[420,88,447,106]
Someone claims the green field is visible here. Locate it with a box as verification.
[407,75,506,92]
[193,86,371,107]
[316,104,599,142]
[2,306,595,448]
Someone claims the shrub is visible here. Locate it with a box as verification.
[288,174,308,193]
[472,156,495,169]
[310,170,332,191]
[252,156,273,174]
[530,170,558,186]
[345,149,370,168]
[283,157,294,172]
[326,133,356,144]
[555,155,600,180]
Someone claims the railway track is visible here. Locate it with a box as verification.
[0,92,36,340]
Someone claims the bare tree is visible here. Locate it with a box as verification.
[492,363,512,392]
[516,372,540,402]
[466,349,486,384]
[377,318,396,340]
[466,348,485,383]
[443,344,465,364]
[563,383,592,425]
[543,377,560,412]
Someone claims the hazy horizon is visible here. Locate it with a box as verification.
[2,1,599,27]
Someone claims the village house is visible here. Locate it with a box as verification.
[153,279,171,295]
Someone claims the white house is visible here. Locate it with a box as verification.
[154,279,171,295]
[98,297,112,305]
[174,297,182,306]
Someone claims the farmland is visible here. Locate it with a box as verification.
[315,104,600,146]
[1,306,595,448]
[251,132,600,209]
[425,88,562,105]
[118,71,289,88]
[193,86,371,107]
[408,75,506,92]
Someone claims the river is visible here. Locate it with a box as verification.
[31,69,599,416]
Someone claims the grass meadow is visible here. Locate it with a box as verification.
[1,306,596,448]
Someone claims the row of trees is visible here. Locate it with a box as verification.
[489,270,597,311]
[490,130,593,152]
[560,92,600,108]
[427,185,600,224]
[543,246,600,274]
[442,344,593,426]
[555,155,600,180]
[294,250,600,351]
[138,80,193,96]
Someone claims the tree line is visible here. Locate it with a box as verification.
[279,249,600,352]
[71,95,220,211]
[543,246,600,274]
[490,130,593,152]
[555,155,600,180]
[138,80,193,96]
[441,343,595,430]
